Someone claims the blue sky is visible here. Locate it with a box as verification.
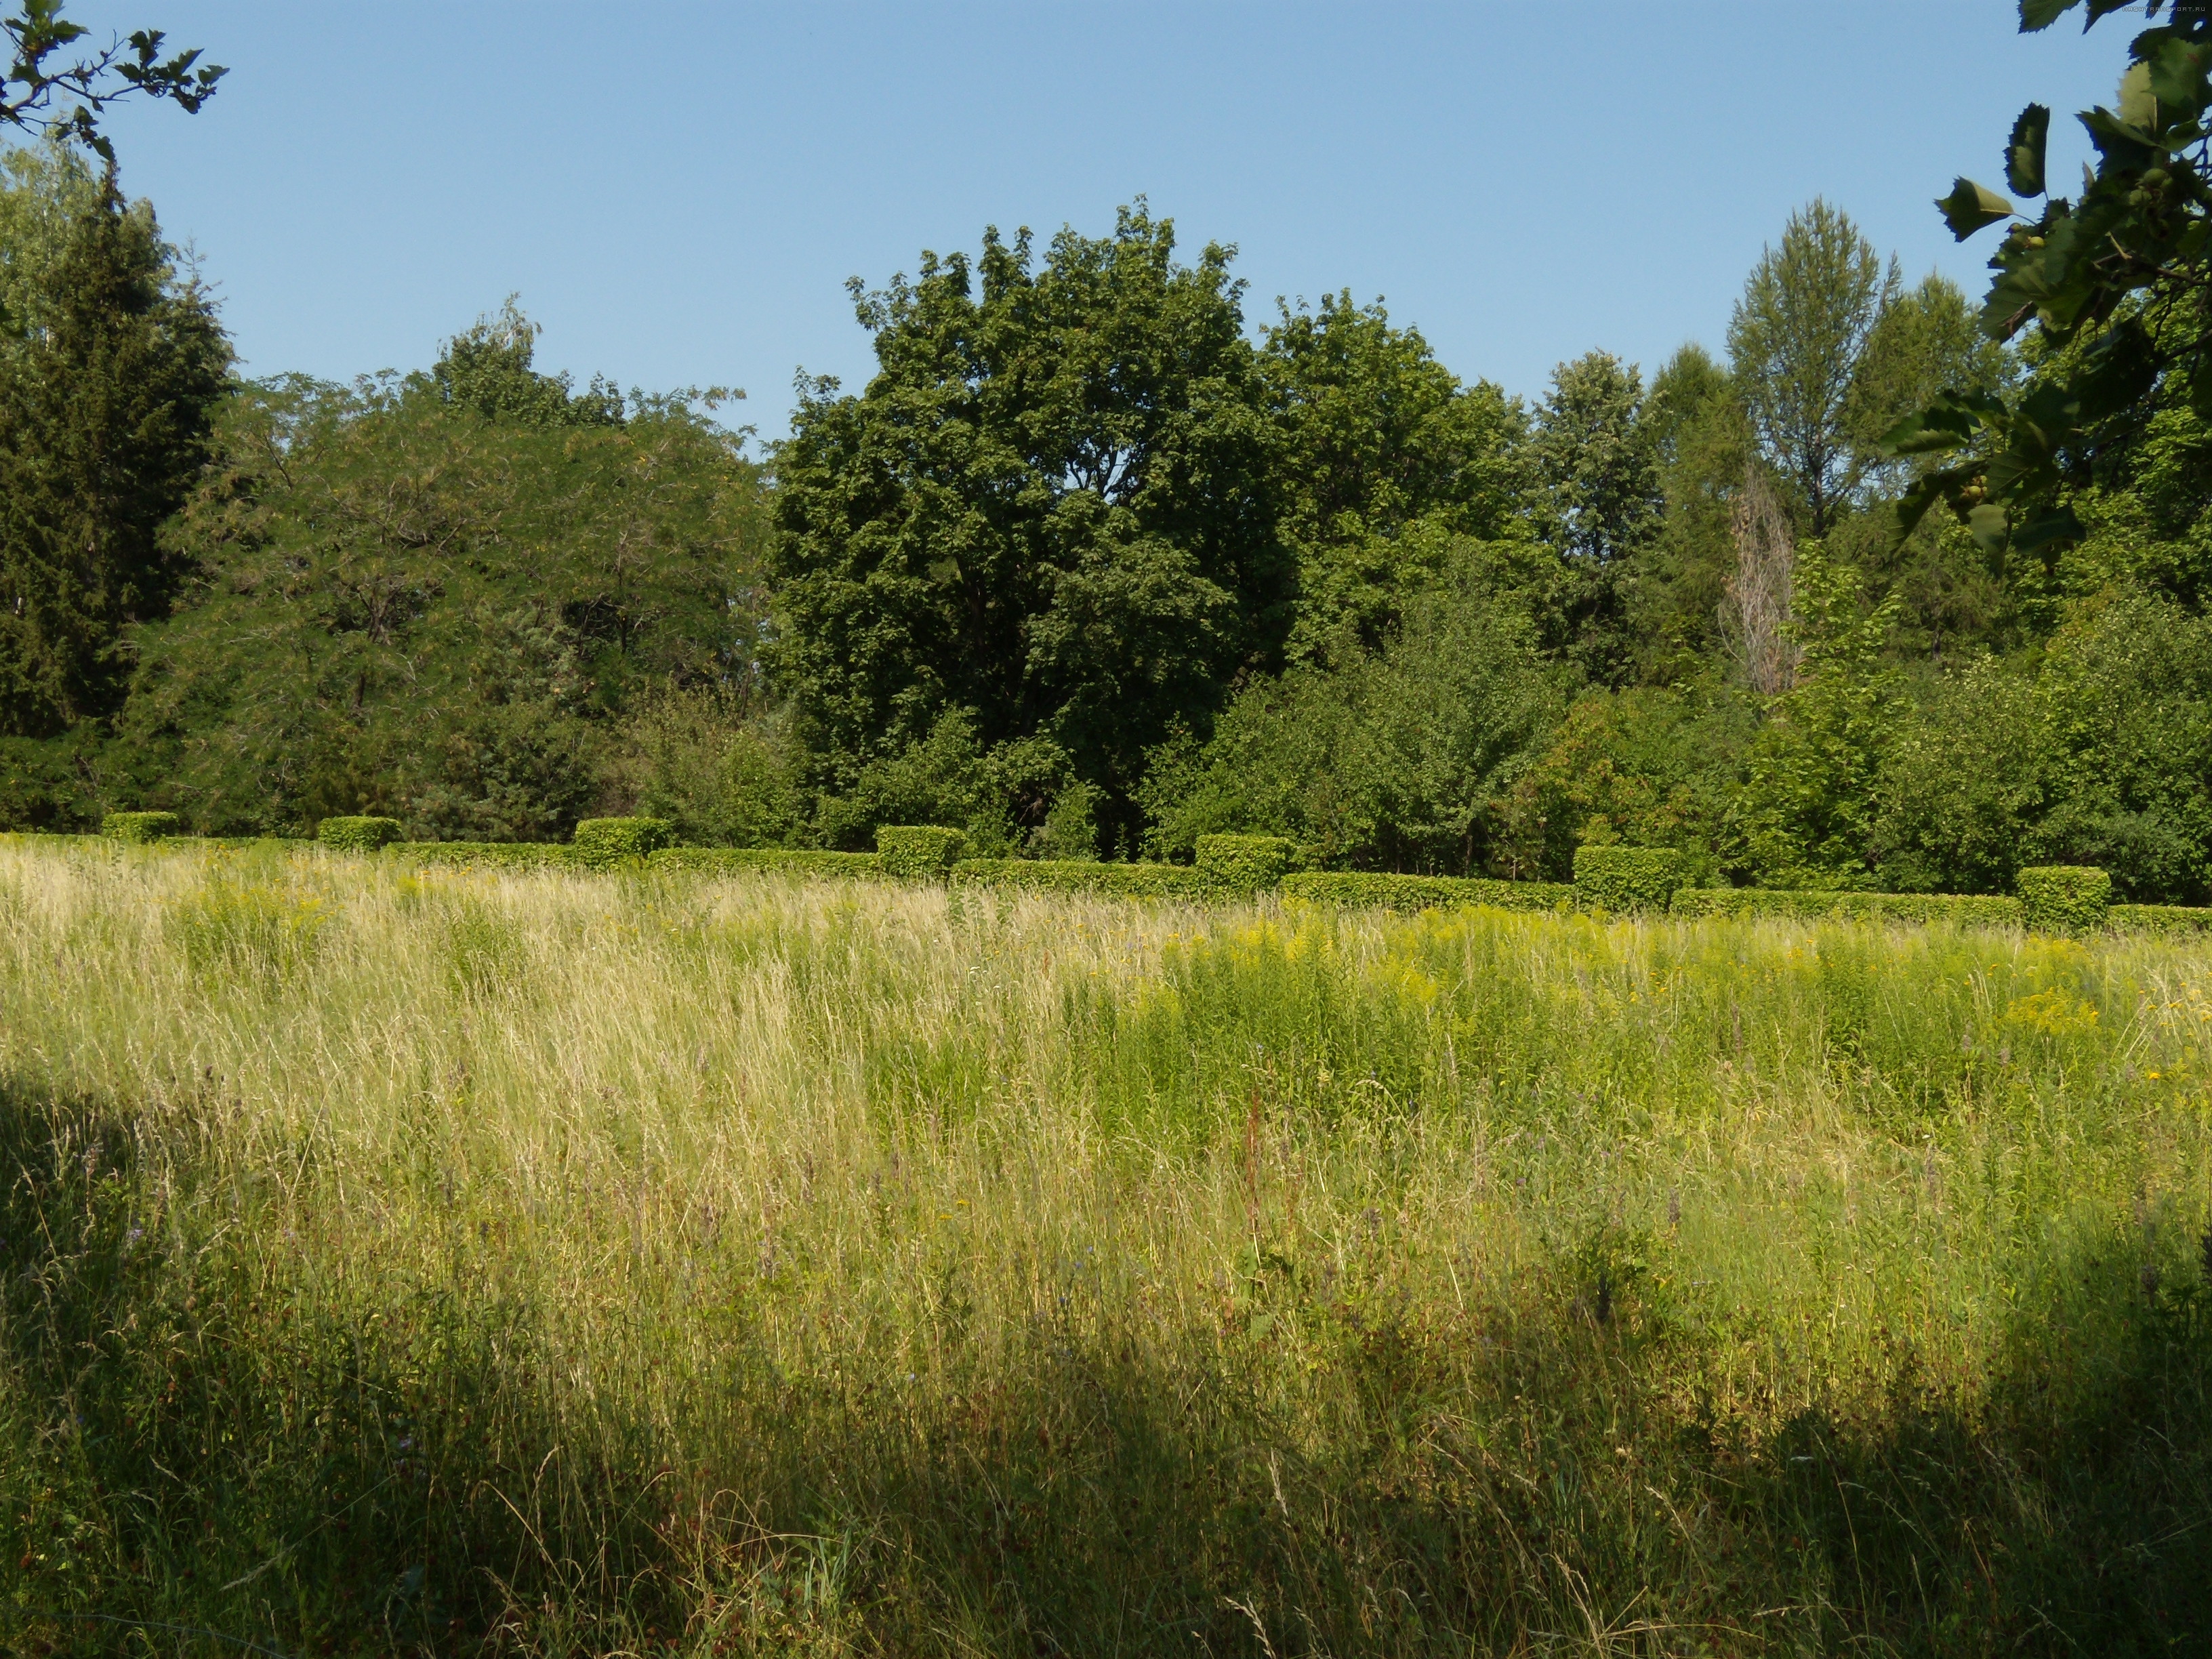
[69,1,2121,445]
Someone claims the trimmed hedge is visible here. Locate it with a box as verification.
[1669,886,2026,929]
[1573,845,1689,912]
[876,825,968,880]
[572,817,674,867]
[102,811,178,844]
[647,847,884,879]
[316,816,402,853]
[390,842,581,872]
[1196,834,1296,890]
[2109,901,2212,937]
[951,858,1219,901]
[2016,865,2112,934]
[1279,871,1576,914]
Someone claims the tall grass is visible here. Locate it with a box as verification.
[0,838,2207,1656]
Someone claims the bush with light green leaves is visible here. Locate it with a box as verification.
[101,811,178,843]
[316,817,403,854]
[876,825,968,880]
[1573,846,1688,912]
[571,818,675,869]
[1195,834,1296,892]
[2016,866,2112,935]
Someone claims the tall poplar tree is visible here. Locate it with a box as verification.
[1728,201,1898,535]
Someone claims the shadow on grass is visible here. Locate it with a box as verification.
[0,1081,2205,1656]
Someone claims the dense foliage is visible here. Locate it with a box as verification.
[4,0,2212,903]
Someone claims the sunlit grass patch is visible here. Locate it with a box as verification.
[0,842,2207,1654]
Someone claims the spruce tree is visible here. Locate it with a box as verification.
[0,166,227,735]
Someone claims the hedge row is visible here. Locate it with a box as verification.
[2109,902,2212,937]
[649,847,884,879]
[951,858,1220,901]
[392,842,583,872]
[1668,886,2027,929]
[1279,871,1577,913]
[57,815,2212,941]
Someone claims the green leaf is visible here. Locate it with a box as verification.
[1878,389,2004,458]
[1938,178,2015,239]
[2073,316,2160,421]
[1892,472,1965,546]
[2144,35,2211,118]
[2018,0,2079,30]
[2011,505,2083,554]
[1967,503,2011,553]
[2080,106,2165,164]
[2118,60,2158,129]
[2007,104,2051,195]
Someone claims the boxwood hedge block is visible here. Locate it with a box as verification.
[102,811,178,844]
[951,858,1218,901]
[1278,871,1576,914]
[2016,865,2112,934]
[649,847,884,879]
[571,817,675,867]
[2108,901,2212,937]
[876,825,968,880]
[316,815,402,854]
[1669,887,2026,930]
[1573,846,1688,912]
[392,842,581,872]
[1195,834,1296,890]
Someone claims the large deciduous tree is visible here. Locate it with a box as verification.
[770,205,1290,847]
[1259,291,1530,661]
[118,311,766,838]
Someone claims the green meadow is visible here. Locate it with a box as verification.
[1,838,2207,1655]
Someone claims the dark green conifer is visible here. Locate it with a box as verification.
[0,167,227,735]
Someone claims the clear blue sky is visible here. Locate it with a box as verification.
[70,1,2120,446]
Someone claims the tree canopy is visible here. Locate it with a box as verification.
[116,319,765,838]
[770,204,1289,850]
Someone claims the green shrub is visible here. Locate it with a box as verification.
[648,847,884,879]
[876,825,968,880]
[2108,901,2212,936]
[101,811,178,843]
[1195,834,1295,890]
[951,859,1218,901]
[2016,865,2113,934]
[1279,871,1576,914]
[1670,886,2025,930]
[316,816,403,854]
[390,842,581,872]
[1573,845,1689,912]
[571,817,676,868]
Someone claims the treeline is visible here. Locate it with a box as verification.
[5,146,2212,901]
